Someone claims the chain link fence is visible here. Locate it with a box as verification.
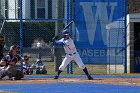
[0,0,127,76]
[0,0,77,76]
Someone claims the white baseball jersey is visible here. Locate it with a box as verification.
[59,38,77,54]
[56,37,85,71]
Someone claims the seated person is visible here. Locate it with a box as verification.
[35,58,47,74]
[22,55,33,75]
[36,59,45,68]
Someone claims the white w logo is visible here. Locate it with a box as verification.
[80,2,117,45]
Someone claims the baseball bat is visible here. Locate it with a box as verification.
[53,20,74,39]
[57,20,74,36]
[63,20,74,30]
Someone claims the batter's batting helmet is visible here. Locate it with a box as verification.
[61,29,70,37]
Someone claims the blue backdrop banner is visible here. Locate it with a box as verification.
[74,0,126,64]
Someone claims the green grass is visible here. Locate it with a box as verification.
[30,62,107,75]
[18,61,140,76]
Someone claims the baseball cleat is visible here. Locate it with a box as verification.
[87,75,93,80]
[54,76,59,79]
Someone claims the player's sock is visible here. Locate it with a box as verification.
[54,70,62,79]
[83,67,90,76]
[57,70,62,76]
[83,67,93,80]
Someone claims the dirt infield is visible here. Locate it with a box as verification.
[0,78,140,86]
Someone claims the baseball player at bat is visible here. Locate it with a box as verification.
[0,45,24,80]
[53,29,93,80]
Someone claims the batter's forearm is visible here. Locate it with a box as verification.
[54,40,64,45]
